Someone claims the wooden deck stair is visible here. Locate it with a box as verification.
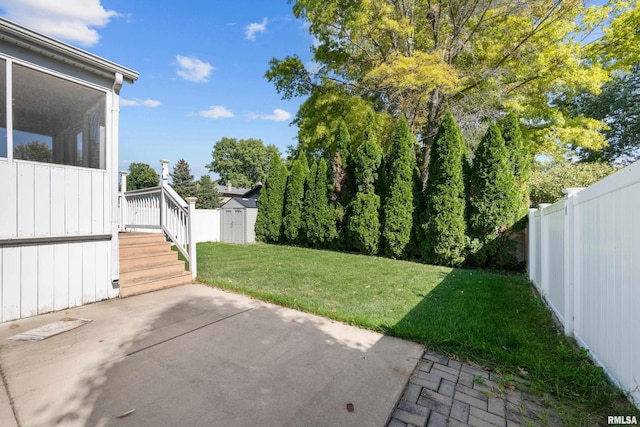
[119,232,192,297]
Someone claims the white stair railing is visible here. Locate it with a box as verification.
[119,160,197,279]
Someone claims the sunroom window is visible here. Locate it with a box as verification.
[12,63,106,169]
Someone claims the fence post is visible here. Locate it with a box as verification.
[186,197,197,279]
[562,187,584,337]
[160,159,169,230]
[120,171,128,231]
[539,203,552,299]
[528,208,538,284]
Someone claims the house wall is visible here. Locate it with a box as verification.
[0,51,122,321]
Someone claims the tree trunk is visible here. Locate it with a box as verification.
[420,88,444,189]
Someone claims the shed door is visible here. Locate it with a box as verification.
[222,208,245,244]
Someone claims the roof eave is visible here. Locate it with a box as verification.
[0,17,139,84]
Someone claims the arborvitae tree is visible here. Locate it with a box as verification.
[330,121,355,248]
[347,122,383,255]
[283,152,309,243]
[468,124,521,262]
[255,153,288,243]
[170,159,197,200]
[196,175,221,209]
[302,159,336,247]
[501,113,531,213]
[382,116,415,258]
[420,111,468,266]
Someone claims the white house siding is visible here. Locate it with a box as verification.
[0,240,116,322]
[0,160,116,321]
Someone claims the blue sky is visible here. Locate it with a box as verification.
[0,0,312,179]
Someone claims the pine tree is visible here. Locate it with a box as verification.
[501,113,531,214]
[382,116,415,259]
[196,175,221,209]
[468,124,521,267]
[302,159,336,247]
[283,152,309,243]
[420,111,468,266]
[255,153,288,243]
[347,118,383,255]
[170,159,196,200]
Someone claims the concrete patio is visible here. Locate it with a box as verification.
[0,284,423,427]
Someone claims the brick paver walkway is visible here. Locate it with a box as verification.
[387,350,560,427]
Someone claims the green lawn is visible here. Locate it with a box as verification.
[196,242,637,425]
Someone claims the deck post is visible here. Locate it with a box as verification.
[186,197,197,279]
[120,171,128,230]
[160,159,169,230]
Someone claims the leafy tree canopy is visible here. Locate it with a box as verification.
[14,140,52,163]
[206,137,280,188]
[127,162,159,191]
[267,0,639,176]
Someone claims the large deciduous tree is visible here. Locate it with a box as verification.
[266,0,632,183]
[255,153,288,243]
[207,137,280,188]
[421,111,468,267]
[127,163,159,191]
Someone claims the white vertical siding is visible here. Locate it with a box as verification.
[529,160,640,407]
[37,244,54,314]
[0,162,17,237]
[34,165,51,235]
[65,168,80,235]
[53,244,69,311]
[2,247,20,321]
[50,167,65,235]
[17,163,35,237]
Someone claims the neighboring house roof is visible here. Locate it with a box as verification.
[217,184,250,197]
[0,17,139,86]
[240,184,262,199]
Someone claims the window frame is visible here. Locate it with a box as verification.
[0,54,109,170]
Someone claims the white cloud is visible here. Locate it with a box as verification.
[0,0,119,47]
[245,17,268,41]
[247,109,292,122]
[121,98,161,108]
[199,106,234,119]
[176,55,214,83]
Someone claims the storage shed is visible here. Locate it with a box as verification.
[220,186,260,244]
[0,18,138,321]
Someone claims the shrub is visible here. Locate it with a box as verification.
[380,116,416,258]
[283,152,310,243]
[303,159,337,247]
[501,113,531,214]
[420,111,468,267]
[255,153,288,243]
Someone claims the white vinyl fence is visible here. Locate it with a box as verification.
[529,160,640,407]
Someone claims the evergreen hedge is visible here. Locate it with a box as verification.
[283,152,309,243]
[303,159,337,247]
[421,110,468,266]
[382,116,415,259]
[255,152,288,243]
